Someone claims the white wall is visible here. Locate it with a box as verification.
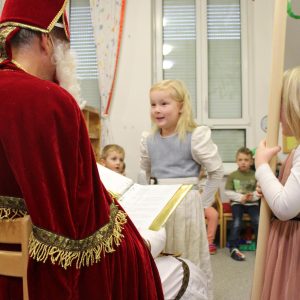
[251,0,273,147]
[110,0,279,180]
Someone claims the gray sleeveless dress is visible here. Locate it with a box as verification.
[140,126,224,300]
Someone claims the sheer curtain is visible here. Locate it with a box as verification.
[90,0,126,146]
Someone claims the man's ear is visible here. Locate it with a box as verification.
[39,33,53,56]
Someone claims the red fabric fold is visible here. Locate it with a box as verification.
[0,62,163,300]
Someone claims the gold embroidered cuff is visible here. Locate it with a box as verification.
[0,195,128,269]
[29,202,127,269]
[0,195,28,219]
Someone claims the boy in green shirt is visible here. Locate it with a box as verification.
[225,147,260,261]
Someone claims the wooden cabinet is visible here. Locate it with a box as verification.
[82,105,101,161]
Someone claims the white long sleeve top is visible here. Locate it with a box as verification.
[140,126,224,208]
[255,145,300,220]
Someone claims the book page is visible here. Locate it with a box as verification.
[118,183,186,230]
[97,164,133,196]
[97,164,192,231]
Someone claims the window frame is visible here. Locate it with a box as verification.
[152,0,254,165]
[68,0,100,110]
[198,0,250,126]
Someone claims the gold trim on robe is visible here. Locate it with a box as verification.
[0,195,28,219]
[0,26,17,63]
[0,195,127,269]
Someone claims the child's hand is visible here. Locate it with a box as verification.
[255,140,281,169]
[241,194,248,204]
[245,193,253,202]
[256,182,263,198]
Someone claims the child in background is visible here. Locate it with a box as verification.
[140,79,224,298]
[255,66,300,300]
[100,144,125,175]
[205,206,219,255]
[204,206,219,255]
[100,143,209,299]
[200,168,219,255]
[225,147,260,261]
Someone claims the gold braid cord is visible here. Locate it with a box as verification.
[0,26,17,63]
[0,196,128,269]
[0,195,28,219]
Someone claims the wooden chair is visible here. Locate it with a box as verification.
[82,105,101,162]
[214,190,224,248]
[0,215,32,300]
[222,203,251,248]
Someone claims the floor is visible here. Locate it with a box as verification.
[210,247,255,300]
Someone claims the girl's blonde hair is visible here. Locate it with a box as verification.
[150,79,198,139]
[282,67,300,141]
[100,144,125,160]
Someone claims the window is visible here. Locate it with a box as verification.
[69,0,100,110]
[154,0,251,163]
[211,129,245,163]
[160,0,197,110]
[207,0,242,119]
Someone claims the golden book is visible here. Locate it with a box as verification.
[97,164,192,231]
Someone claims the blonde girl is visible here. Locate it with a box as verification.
[140,79,224,299]
[255,66,300,300]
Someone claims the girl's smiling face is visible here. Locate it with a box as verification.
[150,89,182,136]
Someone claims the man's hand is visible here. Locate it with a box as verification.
[143,238,151,252]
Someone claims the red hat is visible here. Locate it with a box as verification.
[0,0,70,38]
[0,0,70,62]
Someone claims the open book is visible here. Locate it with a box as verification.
[97,164,192,231]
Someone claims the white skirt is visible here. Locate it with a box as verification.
[161,185,213,300]
[155,255,208,300]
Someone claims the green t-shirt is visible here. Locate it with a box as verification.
[225,169,256,194]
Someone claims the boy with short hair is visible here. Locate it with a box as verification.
[225,147,260,261]
[100,144,126,175]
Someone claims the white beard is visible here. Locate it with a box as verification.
[52,40,86,110]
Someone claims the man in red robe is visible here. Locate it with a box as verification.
[0,0,164,299]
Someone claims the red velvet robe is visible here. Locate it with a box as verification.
[0,62,164,300]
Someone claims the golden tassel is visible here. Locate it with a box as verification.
[29,208,127,269]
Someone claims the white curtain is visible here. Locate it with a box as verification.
[0,0,4,13]
[90,0,126,147]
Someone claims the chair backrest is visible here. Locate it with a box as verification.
[214,189,223,219]
[0,215,32,300]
